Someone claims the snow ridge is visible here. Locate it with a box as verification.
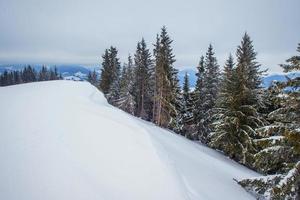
[0,81,258,200]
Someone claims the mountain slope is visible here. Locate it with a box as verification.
[0,81,258,200]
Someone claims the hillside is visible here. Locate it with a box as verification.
[0,81,259,200]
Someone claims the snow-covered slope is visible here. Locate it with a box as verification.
[0,81,258,200]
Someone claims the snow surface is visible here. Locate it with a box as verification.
[0,81,259,200]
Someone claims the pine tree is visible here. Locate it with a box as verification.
[238,43,300,199]
[239,161,300,199]
[279,43,300,122]
[88,69,98,86]
[152,26,179,129]
[1,70,23,86]
[49,66,59,80]
[209,54,254,164]
[236,33,264,106]
[22,65,37,83]
[99,49,110,93]
[13,70,22,84]
[216,54,235,107]
[55,67,59,79]
[196,44,220,143]
[99,47,121,95]
[0,71,9,86]
[88,71,93,83]
[116,55,136,114]
[209,34,265,166]
[105,47,121,105]
[253,43,300,174]
[152,34,160,122]
[190,56,205,140]
[169,67,182,132]
[180,72,194,137]
[192,56,205,139]
[1,70,11,86]
[281,43,300,75]
[38,66,49,81]
[134,38,154,120]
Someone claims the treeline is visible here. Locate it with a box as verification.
[0,66,62,86]
[94,26,300,199]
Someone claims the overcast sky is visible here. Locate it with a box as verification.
[0,0,299,73]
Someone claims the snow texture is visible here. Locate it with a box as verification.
[0,81,259,200]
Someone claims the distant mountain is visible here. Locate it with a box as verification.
[1,64,299,88]
[178,69,300,89]
[261,72,300,88]
[0,64,97,81]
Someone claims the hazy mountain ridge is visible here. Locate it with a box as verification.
[1,64,299,88]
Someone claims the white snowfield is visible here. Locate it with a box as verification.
[0,81,259,200]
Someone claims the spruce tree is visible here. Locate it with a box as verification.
[252,43,300,173]
[99,49,110,93]
[38,66,49,81]
[197,44,220,143]
[238,43,300,199]
[209,34,265,166]
[7,72,14,85]
[116,55,136,114]
[134,38,154,120]
[49,67,59,80]
[169,67,182,132]
[23,65,37,83]
[152,26,179,128]
[99,47,121,95]
[88,69,98,86]
[281,43,300,78]
[88,71,93,84]
[13,70,22,84]
[180,72,194,137]
[105,48,121,105]
[236,33,264,106]
[1,71,9,86]
[192,56,205,140]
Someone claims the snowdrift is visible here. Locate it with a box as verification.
[0,81,259,200]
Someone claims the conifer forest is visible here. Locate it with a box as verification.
[96,27,300,199]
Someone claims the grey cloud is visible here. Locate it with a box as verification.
[0,0,299,72]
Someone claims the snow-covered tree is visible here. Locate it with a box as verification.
[209,34,265,166]
[102,47,121,105]
[88,70,98,86]
[38,66,49,81]
[107,77,121,106]
[22,65,37,83]
[168,67,182,132]
[133,38,154,120]
[236,33,264,107]
[49,67,59,80]
[192,56,205,140]
[196,44,220,143]
[152,26,179,128]
[99,47,121,95]
[238,43,300,199]
[13,70,22,84]
[116,55,136,115]
[180,72,194,137]
[239,161,300,199]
